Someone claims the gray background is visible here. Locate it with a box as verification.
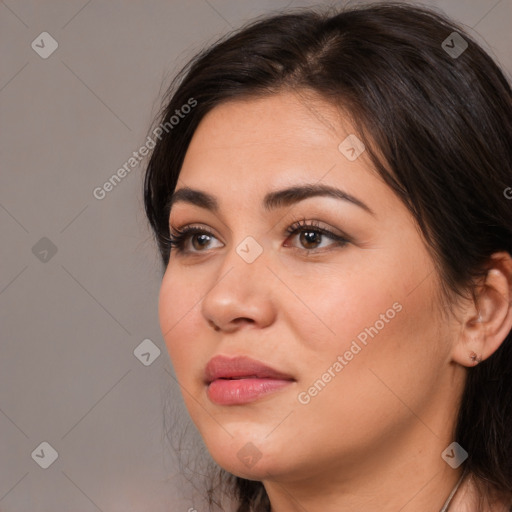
[1,0,510,511]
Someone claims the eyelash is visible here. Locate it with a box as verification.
[167,225,216,253]
[167,218,349,255]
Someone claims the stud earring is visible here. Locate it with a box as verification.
[469,351,482,364]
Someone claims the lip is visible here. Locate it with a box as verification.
[204,355,295,405]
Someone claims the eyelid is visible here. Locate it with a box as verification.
[285,218,348,237]
[170,223,217,237]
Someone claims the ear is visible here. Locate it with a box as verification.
[452,251,512,367]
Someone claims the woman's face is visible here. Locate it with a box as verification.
[158,91,463,485]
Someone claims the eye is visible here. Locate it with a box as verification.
[167,219,350,256]
[168,225,223,254]
[283,219,349,252]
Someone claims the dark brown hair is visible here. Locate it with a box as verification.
[143,2,512,510]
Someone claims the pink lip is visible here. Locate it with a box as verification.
[204,355,295,405]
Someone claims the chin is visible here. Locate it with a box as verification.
[201,431,288,480]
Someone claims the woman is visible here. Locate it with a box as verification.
[143,2,512,510]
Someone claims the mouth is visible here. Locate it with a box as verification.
[204,355,295,405]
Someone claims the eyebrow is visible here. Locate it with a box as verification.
[167,183,375,216]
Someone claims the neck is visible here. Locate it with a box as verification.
[264,423,464,512]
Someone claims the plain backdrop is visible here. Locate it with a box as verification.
[1,0,511,511]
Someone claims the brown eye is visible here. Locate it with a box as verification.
[299,230,323,249]
[191,233,213,251]
[168,226,223,254]
[285,220,349,252]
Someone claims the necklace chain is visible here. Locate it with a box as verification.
[439,468,467,512]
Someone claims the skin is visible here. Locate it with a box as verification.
[158,90,512,511]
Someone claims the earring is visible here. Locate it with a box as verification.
[469,351,482,364]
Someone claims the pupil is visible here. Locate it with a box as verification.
[193,234,210,249]
[301,231,320,248]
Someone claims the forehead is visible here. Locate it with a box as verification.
[178,91,375,192]
[192,91,344,144]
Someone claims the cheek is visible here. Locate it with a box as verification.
[281,259,401,354]
[158,269,206,380]
[300,265,445,420]
[290,246,444,407]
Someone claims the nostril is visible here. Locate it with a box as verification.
[208,319,220,331]
[233,317,254,325]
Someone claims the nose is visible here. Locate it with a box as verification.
[200,240,277,333]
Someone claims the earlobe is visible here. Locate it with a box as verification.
[451,252,512,368]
